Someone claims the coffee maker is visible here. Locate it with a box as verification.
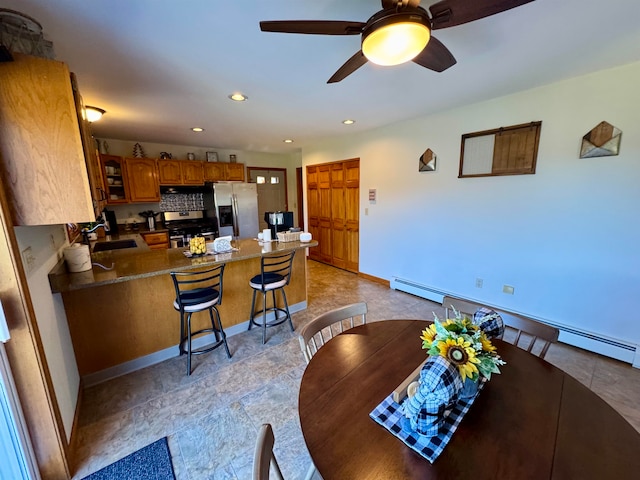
[264,211,294,239]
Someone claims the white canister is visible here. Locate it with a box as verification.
[299,232,312,242]
[262,228,272,242]
[63,244,92,272]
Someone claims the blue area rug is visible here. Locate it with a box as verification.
[82,437,175,480]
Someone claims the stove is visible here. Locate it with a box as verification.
[163,211,218,247]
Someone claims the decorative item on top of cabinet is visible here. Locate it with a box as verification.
[125,157,160,202]
[133,142,146,158]
[206,151,218,162]
[0,53,95,225]
[99,154,128,203]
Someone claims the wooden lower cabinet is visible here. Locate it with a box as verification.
[307,159,359,272]
[62,252,308,375]
[141,231,169,249]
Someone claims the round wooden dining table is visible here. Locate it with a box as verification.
[298,320,640,479]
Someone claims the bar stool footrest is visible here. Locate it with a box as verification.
[249,307,292,328]
[180,328,226,356]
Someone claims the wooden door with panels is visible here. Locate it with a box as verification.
[306,159,359,272]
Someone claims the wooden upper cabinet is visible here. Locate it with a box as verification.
[71,73,106,218]
[125,157,160,202]
[203,162,225,182]
[99,155,129,204]
[0,53,94,225]
[159,160,205,185]
[204,162,245,182]
[225,163,245,181]
[180,161,204,184]
[158,160,182,185]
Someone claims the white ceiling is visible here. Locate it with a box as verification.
[4,0,640,154]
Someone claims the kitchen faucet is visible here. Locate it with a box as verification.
[81,217,106,245]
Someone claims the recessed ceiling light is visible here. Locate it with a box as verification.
[229,93,248,102]
[191,127,204,132]
[342,119,355,125]
[283,139,294,144]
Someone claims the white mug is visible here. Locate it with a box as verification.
[258,232,264,241]
[262,228,272,242]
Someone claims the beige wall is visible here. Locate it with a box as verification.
[302,61,640,356]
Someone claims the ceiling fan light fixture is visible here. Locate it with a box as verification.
[85,106,106,122]
[362,14,430,66]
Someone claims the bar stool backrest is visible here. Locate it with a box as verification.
[171,264,226,308]
[255,250,296,291]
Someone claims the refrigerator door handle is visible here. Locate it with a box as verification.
[231,193,240,238]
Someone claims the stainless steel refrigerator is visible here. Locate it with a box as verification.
[211,182,259,239]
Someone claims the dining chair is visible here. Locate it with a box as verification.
[298,301,368,364]
[253,423,285,480]
[170,265,231,375]
[442,295,559,359]
[247,250,296,344]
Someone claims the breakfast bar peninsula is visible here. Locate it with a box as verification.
[49,238,317,381]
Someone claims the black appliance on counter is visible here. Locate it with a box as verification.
[264,211,294,239]
[163,211,218,248]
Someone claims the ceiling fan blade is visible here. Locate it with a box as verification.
[429,0,535,29]
[327,50,368,84]
[260,20,365,35]
[412,36,456,72]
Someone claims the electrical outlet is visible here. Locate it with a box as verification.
[475,278,483,288]
[21,246,35,274]
[365,208,369,216]
[503,285,515,295]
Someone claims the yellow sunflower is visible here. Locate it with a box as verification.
[480,332,497,353]
[420,324,438,346]
[436,337,480,381]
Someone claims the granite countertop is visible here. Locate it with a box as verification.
[48,238,318,293]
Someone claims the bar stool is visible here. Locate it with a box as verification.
[170,265,231,375]
[248,250,296,344]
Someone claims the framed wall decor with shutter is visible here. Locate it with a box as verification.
[459,121,542,178]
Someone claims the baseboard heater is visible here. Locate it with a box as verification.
[390,276,639,368]
[390,277,448,304]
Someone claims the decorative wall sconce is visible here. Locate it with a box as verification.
[419,148,436,172]
[580,121,622,158]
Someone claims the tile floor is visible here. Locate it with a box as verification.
[72,260,640,479]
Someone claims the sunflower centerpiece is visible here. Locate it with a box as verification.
[421,309,505,385]
[401,307,505,436]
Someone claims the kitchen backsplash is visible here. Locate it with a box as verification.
[159,193,204,212]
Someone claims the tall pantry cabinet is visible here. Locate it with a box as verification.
[306,159,360,273]
[0,53,96,479]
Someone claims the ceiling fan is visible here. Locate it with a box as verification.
[260,0,535,83]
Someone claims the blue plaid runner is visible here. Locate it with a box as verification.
[369,378,484,463]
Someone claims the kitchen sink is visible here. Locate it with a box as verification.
[92,239,138,252]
